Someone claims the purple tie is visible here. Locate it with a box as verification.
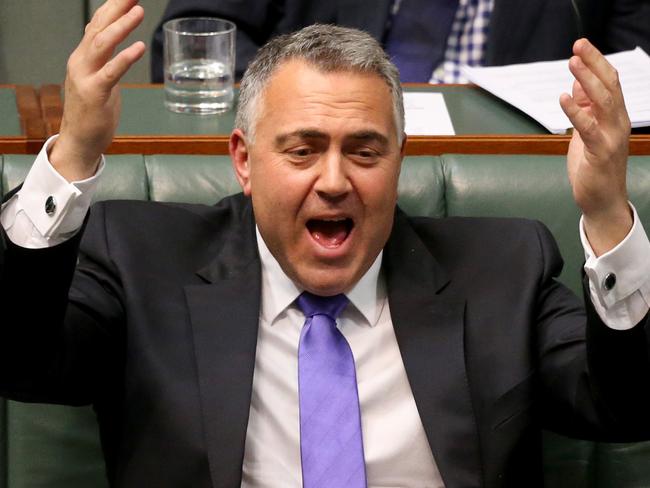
[297,292,367,488]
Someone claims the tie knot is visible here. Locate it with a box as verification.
[297,292,349,320]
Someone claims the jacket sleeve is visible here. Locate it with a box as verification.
[0,203,125,406]
[533,220,650,442]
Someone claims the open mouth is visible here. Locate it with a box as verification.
[306,218,354,248]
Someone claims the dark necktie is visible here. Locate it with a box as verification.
[297,292,366,487]
[384,0,459,82]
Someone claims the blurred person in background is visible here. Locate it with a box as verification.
[152,0,650,82]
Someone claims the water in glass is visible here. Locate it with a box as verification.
[164,59,233,114]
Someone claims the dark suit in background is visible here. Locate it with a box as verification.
[1,193,649,487]
[151,0,650,81]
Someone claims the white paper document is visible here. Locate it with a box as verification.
[404,92,455,135]
[463,47,650,134]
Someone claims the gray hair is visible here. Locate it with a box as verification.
[235,24,405,145]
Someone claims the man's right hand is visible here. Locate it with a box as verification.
[49,0,145,182]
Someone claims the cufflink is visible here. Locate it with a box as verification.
[45,195,56,216]
[602,272,616,291]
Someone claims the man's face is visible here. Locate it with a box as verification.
[231,60,404,295]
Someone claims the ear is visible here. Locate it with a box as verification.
[230,128,252,196]
[399,132,407,159]
[397,132,407,175]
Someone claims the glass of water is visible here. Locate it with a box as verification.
[163,17,236,114]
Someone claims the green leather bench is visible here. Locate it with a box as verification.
[1,153,649,487]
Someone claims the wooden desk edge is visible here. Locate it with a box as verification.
[103,134,650,156]
[0,137,48,154]
[2,132,648,156]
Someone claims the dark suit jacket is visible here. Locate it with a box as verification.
[151,0,650,81]
[1,193,649,487]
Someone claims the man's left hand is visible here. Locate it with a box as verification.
[560,38,633,256]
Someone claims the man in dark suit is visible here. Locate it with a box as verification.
[1,1,650,487]
[151,0,650,81]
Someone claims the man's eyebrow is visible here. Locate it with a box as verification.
[274,130,390,146]
[346,131,389,147]
[275,130,328,145]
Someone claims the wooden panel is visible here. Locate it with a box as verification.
[0,84,44,153]
[39,84,63,136]
[15,85,45,139]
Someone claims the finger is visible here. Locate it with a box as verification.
[568,56,610,110]
[87,0,139,34]
[571,39,625,115]
[80,0,138,58]
[84,5,145,72]
[573,39,621,95]
[559,92,602,145]
[571,79,590,108]
[95,41,146,89]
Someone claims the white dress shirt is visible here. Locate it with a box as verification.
[2,138,650,487]
[242,231,443,487]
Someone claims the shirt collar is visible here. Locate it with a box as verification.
[256,227,384,327]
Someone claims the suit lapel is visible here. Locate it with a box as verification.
[336,0,392,40]
[384,210,482,487]
[184,200,261,488]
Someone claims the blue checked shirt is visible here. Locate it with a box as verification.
[430,0,494,83]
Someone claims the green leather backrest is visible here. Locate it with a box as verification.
[442,154,650,295]
[443,155,582,292]
[144,155,241,204]
[2,155,148,203]
[3,154,444,215]
[1,153,649,487]
[143,154,445,217]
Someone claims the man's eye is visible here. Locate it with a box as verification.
[288,147,313,157]
[352,148,379,161]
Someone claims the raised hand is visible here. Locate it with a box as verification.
[49,0,146,182]
[559,38,633,256]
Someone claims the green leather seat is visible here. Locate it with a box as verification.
[2,155,149,203]
[142,154,445,216]
[441,154,650,295]
[1,153,649,487]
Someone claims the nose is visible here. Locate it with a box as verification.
[314,151,352,200]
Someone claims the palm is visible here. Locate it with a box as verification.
[559,39,631,254]
[52,0,145,180]
[562,62,630,211]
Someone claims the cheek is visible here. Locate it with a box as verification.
[249,165,312,239]
[249,160,292,210]
[358,170,399,211]
[357,172,399,242]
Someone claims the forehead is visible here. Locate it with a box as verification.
[255,60,396,140]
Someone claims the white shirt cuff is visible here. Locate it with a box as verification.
[1,135,104,248]
[581,203,650,329]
